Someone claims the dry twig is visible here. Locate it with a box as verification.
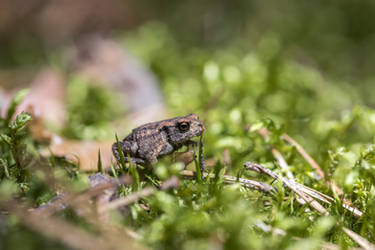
[180,170,276,193]
[282,133,325,179]
[256,128,363,217]
[2,200,146,250]
[99,176,179,213]
[257,129,294,179]
[35,175,131,217]
[244,162,329,215]
[342,227,375,250]
[244,162,365,218]
[281,133,363,217]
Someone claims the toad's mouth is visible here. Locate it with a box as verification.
[187,134,204,147]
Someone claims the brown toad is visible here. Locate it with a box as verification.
[112,114,205,165]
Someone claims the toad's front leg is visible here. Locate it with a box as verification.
[143,143,165,165]
[124,156,146,165]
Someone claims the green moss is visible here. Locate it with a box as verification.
[62,75,124,140]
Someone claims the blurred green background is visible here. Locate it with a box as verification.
[2,0,375,84]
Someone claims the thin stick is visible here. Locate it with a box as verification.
[244,162,364,217]
[282,133,325,179]
[257,129,294,179]
[245,162,329,215]
[32,173,142,242]
[180,170,276,193]
[254,220,286,236]
[256,128,362,217]
[281,133,362,217]
[3,200,146,250]
[272,148,294,179]
[99,187,154,213]
[99,177,179,213]
[35,175,130,217]
[342,227,375,250]
[254,221,359,250]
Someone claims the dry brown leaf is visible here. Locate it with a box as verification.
[71,37,167,127]
[24,104,113,171]
[43,138,114,171]
[17,69,67,127]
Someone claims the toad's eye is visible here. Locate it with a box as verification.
[177,122,190,132]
